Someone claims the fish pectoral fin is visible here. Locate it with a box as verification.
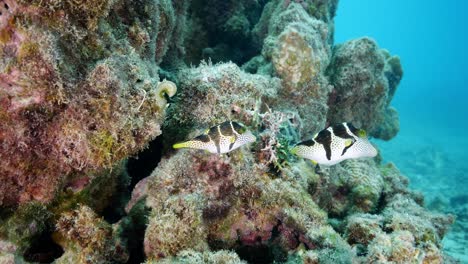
[309,159,318,165]
[230,136,236,143]
[173,142,190,149]
[345,139,354,147]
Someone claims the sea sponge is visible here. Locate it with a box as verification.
[271,27,322,88]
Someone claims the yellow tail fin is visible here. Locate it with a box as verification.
[173,142,189,149]
[290,146,298,155]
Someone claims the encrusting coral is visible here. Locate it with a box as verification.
[0,0,177,206]
[0,0,455,263]
[131,145,452,262]
[132,148,354,263]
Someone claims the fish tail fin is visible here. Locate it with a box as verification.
[173,141,190,149]
[290,146,298,155]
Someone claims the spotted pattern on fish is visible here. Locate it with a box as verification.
[292,122,378,166]
[333,123,354,140]
[208,126,220,141]
[331,123,356,156]
[206,126,220,153]
[232,121,247,134]
[341,142,354,156]
[314,129,332,160]
[194,134,210,143]
[219,121,235,136]
[228,122,238,150]
[173,121,256,154]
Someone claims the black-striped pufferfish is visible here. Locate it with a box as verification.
[173,121,256,154]
[291,122,377,166]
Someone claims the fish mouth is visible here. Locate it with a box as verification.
[369,145,378,157]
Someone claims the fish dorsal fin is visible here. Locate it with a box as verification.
[314,129,331,143]
[357,129,367,138]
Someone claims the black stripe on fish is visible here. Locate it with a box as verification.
[229,140,236,150]
[228,122,238,150]
[216,126,223,154]
[208,126,221,154]
[314,129,332,160]
[208,126,219,140]
[232,121,246,134]
[333,123,354,140]
[194,134,210,143]
[341,140,355,156]
[298,139,315,147]
[345,122,358,136]
[220,121,235,136]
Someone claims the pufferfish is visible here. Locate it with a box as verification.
[291,122,378,166]
[173,121,256,154]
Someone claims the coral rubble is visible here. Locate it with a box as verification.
[0,0,454,263]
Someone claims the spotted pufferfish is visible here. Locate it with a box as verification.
[173,121,256,154]
[291,122,378,166]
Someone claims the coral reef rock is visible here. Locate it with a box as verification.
[136,148,354,263]
[0,0,177,206]
[0,0,455,263]
[326,38,403,140]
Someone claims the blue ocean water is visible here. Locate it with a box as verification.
[335,0,468,261]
